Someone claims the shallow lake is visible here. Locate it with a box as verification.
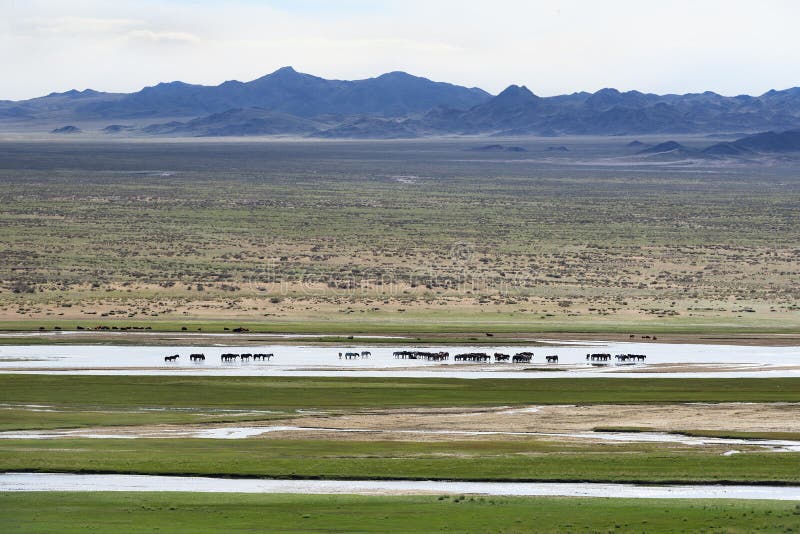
[3,473,799,500]
[0,340,798,378]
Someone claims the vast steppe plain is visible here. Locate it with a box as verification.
[1,137,799,532]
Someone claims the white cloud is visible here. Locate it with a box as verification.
[21,16,142,35]
[125,30,200,45]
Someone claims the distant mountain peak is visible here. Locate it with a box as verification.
[151,81,194,89]
[250,66,318,85]
[267,66,301,78]
[51,125,81,134]
[7,69,800,138]
[376,71,418,80]
[45,88,100,98]
[637,140,693,155]
[496,84,537,99]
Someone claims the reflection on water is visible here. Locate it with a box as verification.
[0,342,798,379]
[3,473,799,500]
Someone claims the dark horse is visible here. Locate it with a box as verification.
[189,353,205,361]
[164,354,179,362]
[545,355,559,363]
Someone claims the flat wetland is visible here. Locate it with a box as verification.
[1,375,799,485]
[2,138,800,531]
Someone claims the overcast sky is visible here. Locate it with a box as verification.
[2,0,800,100]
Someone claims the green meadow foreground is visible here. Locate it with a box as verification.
[2,493,800,533]
[3,437,800,484]
[3,375,800,413]
[1,375,799,484]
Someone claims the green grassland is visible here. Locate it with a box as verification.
[3,375,799,416]
[2,315,800,336]
[2,437,799,484]
[4,493,799,533]
[0,406,291,432]
[2,376,799,484]
[1,139,799,333]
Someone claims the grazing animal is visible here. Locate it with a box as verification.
[240,353,252,361]
[220,353,238,362]
[614,354,647,363]
[545,355,558,363]
[392,351,448,361]
[189,353,205,361]
[494,353,510,362]
[454,352,491,362]
[418,351,447,361]
[360,351,371,358]
[164,354,179,362]
[512,353,532,363]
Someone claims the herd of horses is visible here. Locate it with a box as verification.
[164,350,646,365]
[164,352,273,362]
[392,351,559,363]
[586,353,647,365]
[220,353,274,362]
[340,351,371,359]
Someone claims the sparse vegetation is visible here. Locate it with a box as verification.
[0,139,798,333]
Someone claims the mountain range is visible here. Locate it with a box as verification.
[4,67,800,140]
[633,130,800,159]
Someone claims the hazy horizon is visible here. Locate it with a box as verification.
[2,0,800,101]
[8,64,800,103]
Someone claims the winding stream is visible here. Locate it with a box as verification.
[2,426,798,452]
[3,473,799,500]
